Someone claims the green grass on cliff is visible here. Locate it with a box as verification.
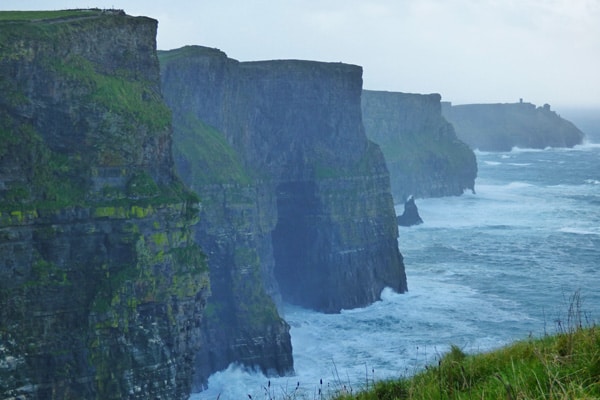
[157,45,224,64]
[0,12,178,212]
[378,130,472,173]
[332,309,600,400]
[53,55,172,135]
[0,9,101,21]
[172,113,252,185]
[334,328,600,399]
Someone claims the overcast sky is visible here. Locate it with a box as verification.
[3,0,600,109]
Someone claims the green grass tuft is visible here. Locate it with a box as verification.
[335,327,600,400]
[172,113,252,185]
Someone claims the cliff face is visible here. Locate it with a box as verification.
[166,112,293,390]
[442,102,585,151]
[0,10,208,399]
[160,46,406,313]
[362,90,477,201]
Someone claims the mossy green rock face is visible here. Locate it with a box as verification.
[442,102,585,151]
[0,9,175,210]
[362,90,477,201]
[0,10,208,399]
[160,46,406,317]
[167,112,293,390]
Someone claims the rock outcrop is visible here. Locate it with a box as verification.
[0,10,208,399]
[160,46,406,312]
[442,101,585,151]
[397,197,423,227]
[362,90,477,201]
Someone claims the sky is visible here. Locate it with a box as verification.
[2,0,600,109]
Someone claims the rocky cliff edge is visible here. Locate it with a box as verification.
[0,10,208,399]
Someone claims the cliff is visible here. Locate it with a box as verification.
[166,113,293,390]
[160,47,406,312]
[160,46,406,388]
[361,90,477,201]
[0,10,208,399]
[442,101,585,151]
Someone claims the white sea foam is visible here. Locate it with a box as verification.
[559,227,600,236]
[510,146,546,153]
[503,181,534,189]
[573,141,600,150]
[191,146,600,400]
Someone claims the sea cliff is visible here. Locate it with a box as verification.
[160,45,406,388]
[362,90,477,201]
[0,10,208,399]
[160,46,406,311]
[442,101,585,151]
[165,112,294,390]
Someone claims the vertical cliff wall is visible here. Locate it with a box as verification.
[0,10,208,399]
[164,110,293,390]
[160,46,406,315]
[362,90,477,201]
[442,101,585,151]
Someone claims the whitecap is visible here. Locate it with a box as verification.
[484,161,501,166]
[503,181,534,189]
[510,146,545,153]
[380,286,401,302]
[559,227,599,236]
[190,363,272,400]
[193,146,600,400]
[573,142,600,151]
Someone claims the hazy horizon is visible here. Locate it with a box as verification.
[2,1,599,109]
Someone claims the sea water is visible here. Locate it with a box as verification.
[192,143,600,400]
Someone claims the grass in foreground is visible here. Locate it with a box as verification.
[335,325,600,400]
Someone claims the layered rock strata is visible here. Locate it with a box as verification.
[0,10,208,399]
[160,46,406,316]
[166,113,293,390]
[362,90,477,201]
[160,46,406,389]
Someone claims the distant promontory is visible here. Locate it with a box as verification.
[362,90,477,201]
[442,101,585,151]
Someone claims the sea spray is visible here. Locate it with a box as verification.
[192,146,600,400]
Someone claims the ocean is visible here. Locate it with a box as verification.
[192,143,600,400]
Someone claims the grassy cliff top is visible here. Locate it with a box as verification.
[0,7,179,214]
[0,9,109,22]
[335,324,600,399]
[158,45,228,64]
